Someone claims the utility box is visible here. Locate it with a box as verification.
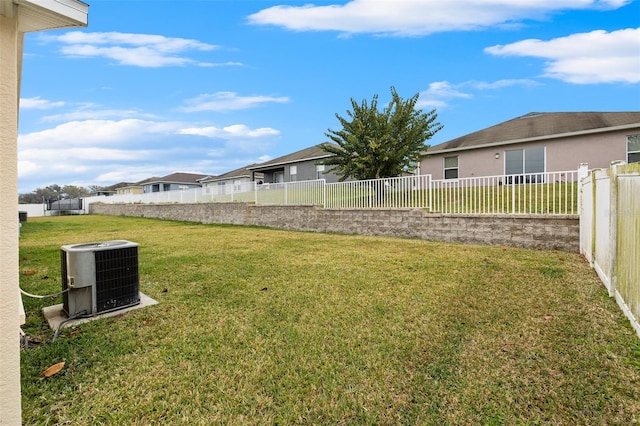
[61,240,140,317]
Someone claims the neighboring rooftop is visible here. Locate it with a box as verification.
[145,172,208,185]
[248,143,335,171]
[199,165,256,183]
[427,112,640,153]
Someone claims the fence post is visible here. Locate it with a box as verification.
[322,179,327,208]
[427,175,433,211]
[607,161,624,297]
[577,163,589,214]
[254,182,258,205]
[511,181,516,213]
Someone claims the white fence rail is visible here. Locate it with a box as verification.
[325,175,432,209]
[431,169,581,214]
[81,168,583,215]
[256,180,325,206]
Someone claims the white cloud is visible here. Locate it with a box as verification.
[417,81,473,108]
[20,97,65,109]
[178,124,280,155]
[198,61,244,68]
[17,116,280,191]
[180,91,290,112]
[19,147,150,164]
[417,79,538,108]
[485,28,640,84]
[472,79,539,90]
[42,31,225,67]
[247,0,631,36]
[42,106,157,122]
[19,119,181,147]
[421,81,472,99]
[178,124,280,139]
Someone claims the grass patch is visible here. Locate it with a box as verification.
[20,215,640,424]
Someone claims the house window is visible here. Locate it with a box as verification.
[290,165,297,182]
[274,171,284,183]
[628,135,640,164]
[444,156,458,179]
[316,164,325,179]
[505,147,545,183]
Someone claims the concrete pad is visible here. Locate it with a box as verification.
[42,292,158,331]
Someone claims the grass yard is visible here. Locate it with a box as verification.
[19,215,640,425]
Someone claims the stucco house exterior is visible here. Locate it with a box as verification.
[248,143,343,184]
[1,1,88,422]
[142,172,208,193]
[199,165,256,191]
[420,112,640,180]
[115,177,159,195]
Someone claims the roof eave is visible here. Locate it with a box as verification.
[422,122,640,156]
[13,0,88,32]
[201,174,251,183]
[248,154,333,171]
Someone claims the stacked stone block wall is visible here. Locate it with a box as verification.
[90,203,579,252]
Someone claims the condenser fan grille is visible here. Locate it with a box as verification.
[95,246,139,313]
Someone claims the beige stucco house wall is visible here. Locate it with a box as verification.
[421,113,640,180]
[117,185,144,195]
[0,2,87,424]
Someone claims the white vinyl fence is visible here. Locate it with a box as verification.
[81,167,584,215]
[580,161,640,337]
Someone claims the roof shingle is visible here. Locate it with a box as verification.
[428,112,640,153]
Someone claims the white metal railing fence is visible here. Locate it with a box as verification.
[82,167,583,215]
[430,169,580,214]
[256,180,325,206]
[325,174,432,209]
[203,181,257,203]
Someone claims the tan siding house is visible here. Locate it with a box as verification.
[420,112,640,180]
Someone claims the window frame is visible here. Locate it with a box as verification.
[504,147,546,183]
[443,156,459,180]
[628,134,640,164]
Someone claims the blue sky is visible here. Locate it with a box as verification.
[17,0,640,193]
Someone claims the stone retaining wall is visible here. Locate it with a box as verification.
[90,203,580,252]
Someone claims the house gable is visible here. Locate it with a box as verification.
[248,143,342,183]
[142,172,208,193]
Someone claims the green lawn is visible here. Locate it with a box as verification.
[20,215,639,424]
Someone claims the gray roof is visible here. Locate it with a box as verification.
[199,165,256,183]
[427,112,640,154]
[248,143,334,171]
[144,172,208,185]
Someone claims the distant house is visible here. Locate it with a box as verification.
[420,112,640,180]
[142,172,208,193]
[248,143,343,184]
[116,177,159,195]
[198,166,257,192]
[90,182,133,197]
[89,187,118,197]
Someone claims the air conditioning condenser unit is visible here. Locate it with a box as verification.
[61,240,140,317]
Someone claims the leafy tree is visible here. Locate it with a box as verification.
[320,87,443,181]
[61,185,90,199]
[19,184,90,203]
